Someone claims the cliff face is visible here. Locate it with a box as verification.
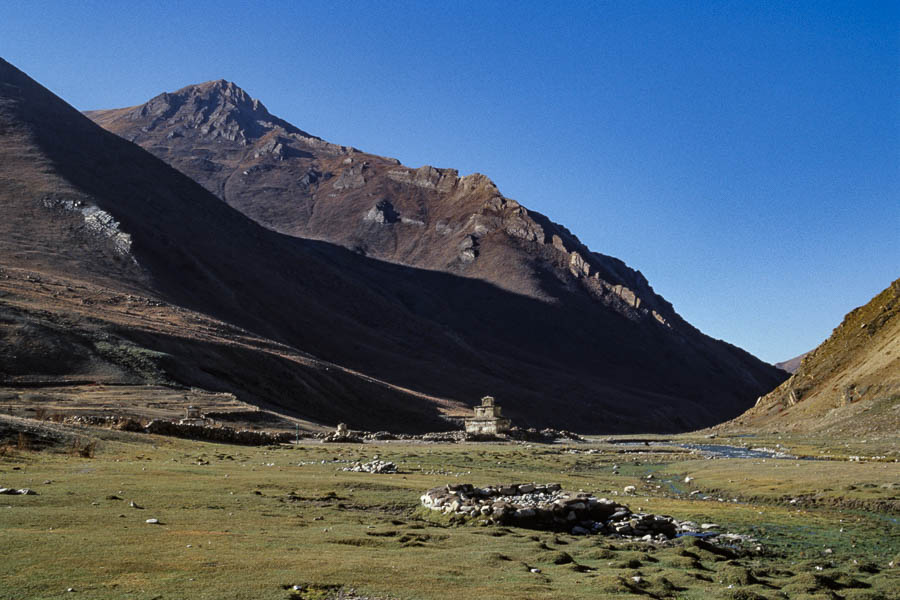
[716,280,900,435]
[1,64,786,432]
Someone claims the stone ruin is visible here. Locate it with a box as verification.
[178,405,205,426]
[464,396,511,435]
[420,483,728,542]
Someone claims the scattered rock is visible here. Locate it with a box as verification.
[145,518,160,525]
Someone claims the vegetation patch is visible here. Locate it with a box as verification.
[0,422,897,600]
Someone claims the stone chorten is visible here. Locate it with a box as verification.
[465,396,511,435]
[179,405,204,425]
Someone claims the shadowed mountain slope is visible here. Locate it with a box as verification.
[87,80,691,322]
[1,60,785,432]
[715,279,900,435]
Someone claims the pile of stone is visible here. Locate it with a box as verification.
[362,431,398,441]
[342,459,398,474]
[507,428,585,443]
[317,428,582,444]
[321,431,364,443]
[322,429,476,443]
[320,422,364,443]
[0,487,36,495]
[422,483,712,541]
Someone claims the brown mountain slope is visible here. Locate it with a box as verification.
[0,59,482,431]
[714,279,900,435]
[86,80,716,326]
[1,60,785,432]
[86,79,787,422]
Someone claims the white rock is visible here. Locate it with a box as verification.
[145,518,160,524]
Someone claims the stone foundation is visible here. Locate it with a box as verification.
[421,483,717,541]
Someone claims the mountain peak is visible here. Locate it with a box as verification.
[176,78,261,110]
[104,79,312,144]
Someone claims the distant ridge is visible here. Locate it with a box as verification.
[774,352,809,374]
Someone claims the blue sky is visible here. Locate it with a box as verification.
[3,1,898,363]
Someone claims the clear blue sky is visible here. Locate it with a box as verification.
[3,1,898,363]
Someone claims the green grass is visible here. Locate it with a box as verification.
[1,431,898,599]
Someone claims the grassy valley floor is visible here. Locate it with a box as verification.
[1,421,898,599]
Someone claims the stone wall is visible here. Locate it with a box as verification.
[62,415,297,446]
[421,483,713,541]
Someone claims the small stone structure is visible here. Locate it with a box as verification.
[465,396,511,435]
[179,405,205,425]
[322,422,363,443]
